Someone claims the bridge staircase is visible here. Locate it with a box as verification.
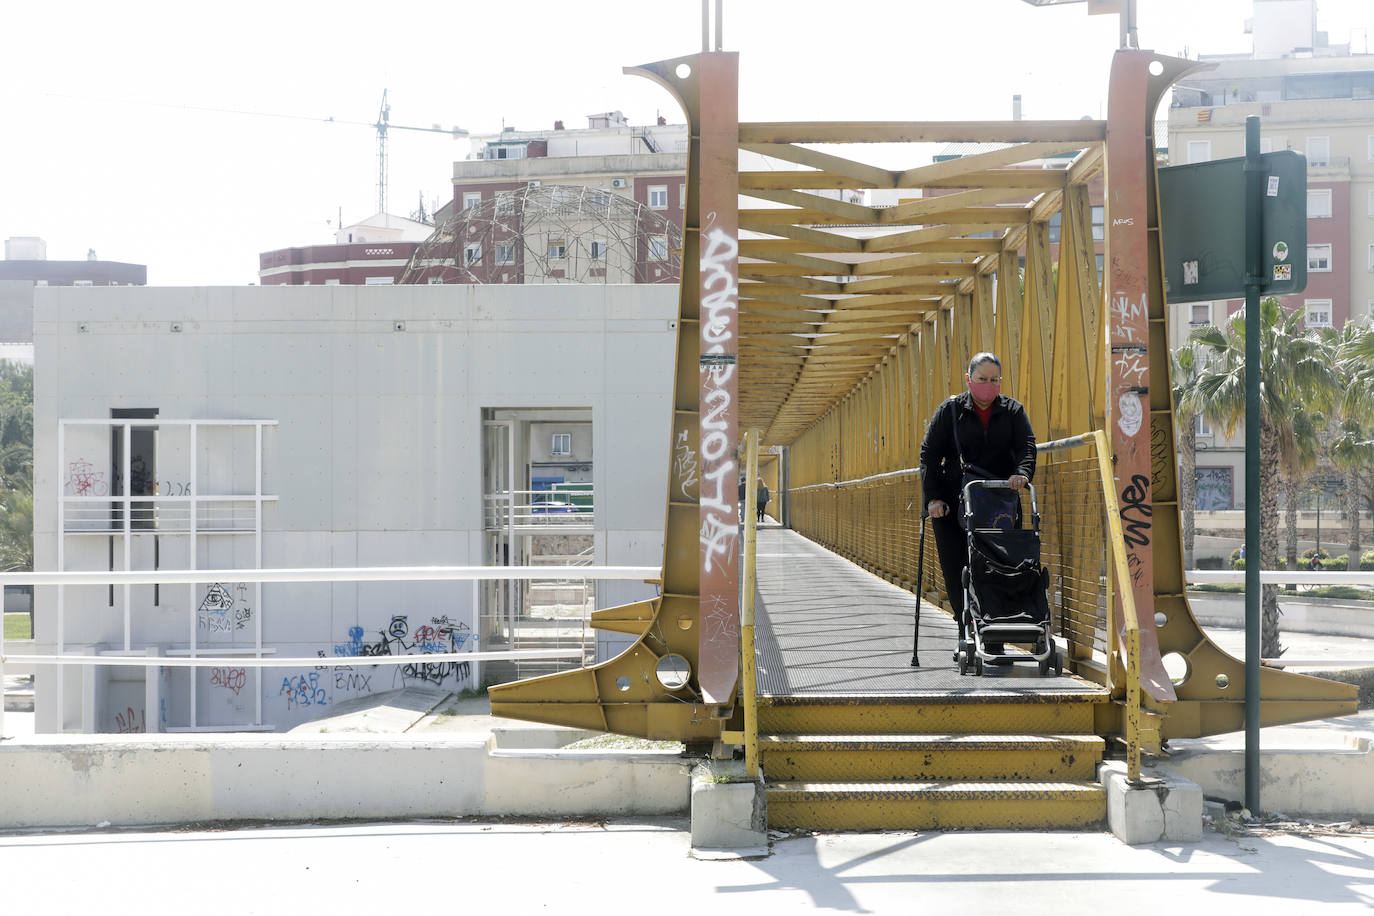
[750,527,1110,831]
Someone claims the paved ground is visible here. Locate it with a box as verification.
[1,818,1373,914]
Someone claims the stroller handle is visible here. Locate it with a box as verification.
[961,478,1040,524]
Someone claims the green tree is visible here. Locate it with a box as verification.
[0,362,33,573]
[1171,344,1202,569]
[1178,298,1338,658]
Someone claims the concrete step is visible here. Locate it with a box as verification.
[760,733,1104,782]
[766,779,1106,831]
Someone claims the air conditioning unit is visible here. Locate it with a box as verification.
[528,180,541,188]
[611,178,627,188]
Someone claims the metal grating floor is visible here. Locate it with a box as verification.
[753,526,1103,697]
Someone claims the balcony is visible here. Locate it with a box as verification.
[483,489,595,533]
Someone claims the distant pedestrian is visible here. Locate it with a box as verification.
[756,476,770,523]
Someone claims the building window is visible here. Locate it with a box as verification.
[1091,205,1105,241]
[1308,188,1332,219]
[648,185,668,209]
[325,279,341,286]
[496,244,515,265]
[1189,302,1212,327]
[1047,211,1061,243]
[551,433,571,456]
[589,190,610,208]
[464,244,482,266]
[648,235,668,261]
[495,194,516,215]
[1304,299,1333,328]
[1308,244,1332,272]
[679,183,686,208]
[462,192,482,211]
[1196,467,1233,511]
[1306,136,1330,167]
[589,240,606,260]
[1187,140,1211,164]
[73,280,93,287]
[427,277,444,285]
[548,240,567,260]
[364,276,394,285]
[1195,415,1212,437]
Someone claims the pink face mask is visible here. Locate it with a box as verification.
[969,381,1000,403]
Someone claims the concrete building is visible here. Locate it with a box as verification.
[1166,0,1374,510]
[32,283,676,733]
[258,213,433,286]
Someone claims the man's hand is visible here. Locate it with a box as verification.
[927,499,950,518]
[1008,475,1029,491]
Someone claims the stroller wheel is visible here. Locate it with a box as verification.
[957,650,969,676]
[973,655,984,677]
[1038,652,1051,676]
[1053,646,1063,676]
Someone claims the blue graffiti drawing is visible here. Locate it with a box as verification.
[279,672,331,710]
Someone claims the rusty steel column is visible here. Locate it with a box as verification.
[695,53,741,706]
[1104,50,1173,702]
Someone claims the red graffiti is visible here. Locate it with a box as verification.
[210,666,247,696]
[115,707,146,733]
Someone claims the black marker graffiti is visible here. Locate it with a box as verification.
[1119,474,1152,548]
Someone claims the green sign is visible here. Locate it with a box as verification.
[1159,150,1307,303]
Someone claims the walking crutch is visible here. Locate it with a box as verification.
[910,469,927,667]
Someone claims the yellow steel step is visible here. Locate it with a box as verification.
[758,693,1105,736]
[760,733,1104,782]
[767,780,1106,831]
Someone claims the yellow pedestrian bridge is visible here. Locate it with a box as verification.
[489,48,1357,830]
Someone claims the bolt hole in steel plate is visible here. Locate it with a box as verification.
[677,616,693,630]
[1162,651,1190,687]
[1149,60,1165,76]
[675,63,692,79]
[1154,611,1168,628]
[1215,673,1230,689]
[616,675,632,692]
[656,654,692,690]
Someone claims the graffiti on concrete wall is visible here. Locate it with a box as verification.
[115,706,146,733]
[65,459,108,496]
[198,582,252,634]
[210,666,247,696]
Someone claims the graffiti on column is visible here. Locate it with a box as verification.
[673,427,699,498]
[698,222,739,577]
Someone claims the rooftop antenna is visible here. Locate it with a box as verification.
[376,90,391,218]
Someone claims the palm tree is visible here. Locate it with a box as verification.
[1331,321,1374,570]
[1178,298,1338,658]
[1281,409,1323,581]
[1329,418,1374,570]
[1172,344,1202,569]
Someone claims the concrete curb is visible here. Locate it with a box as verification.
[1099,760,1203,845]
[1161,737,1374,818]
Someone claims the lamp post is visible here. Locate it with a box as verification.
[1018,0,1138,50]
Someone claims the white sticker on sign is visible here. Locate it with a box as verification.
[1267,176,1280,197]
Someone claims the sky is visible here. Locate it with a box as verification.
[2,0,1371,286]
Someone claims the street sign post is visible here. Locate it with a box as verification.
[1159,149,1307,304]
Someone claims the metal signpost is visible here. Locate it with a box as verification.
[1158,117,1307,812]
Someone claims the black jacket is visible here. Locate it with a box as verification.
[920,392,1036,508]
[757,485,770,508]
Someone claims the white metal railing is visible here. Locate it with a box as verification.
[483,490,594,530]
[0,564,659,738]
[62,498,266,534]
[1187,568,1374,667]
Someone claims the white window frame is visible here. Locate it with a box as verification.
[679,183,686,208]
[496,244,515,266]
[648,185,668,209]
[462,191,482,211]
[1308,188,1332,219]
[1304,299,1333,328]
[1189,302,1212,327]
[1306,136,1330,167]
[1187,139,1211,164]
[648,235,668,261]
[495,194,516,215]
[548,240,567,261]
[551,433,571,457]
[364,276,394,285]
[589,240,606,260]
[1307,243,1332,272]
[1196,415,1212,437]
[1368,188,1374,218]
[464,244,482,266]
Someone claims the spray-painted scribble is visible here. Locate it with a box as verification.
[198,582,251,634]
[66,459,108,496]
[210,666,247,696]
[115,706,146,733]
[328,614,474,691]
[698,225,740,576]
[673,428,699,497]
[279,672,330,710]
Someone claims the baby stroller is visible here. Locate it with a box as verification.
[954,479,1061,677]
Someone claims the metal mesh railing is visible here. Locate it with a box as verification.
[788,437,1112,667]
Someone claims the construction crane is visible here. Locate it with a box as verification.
[375,89,469,217]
